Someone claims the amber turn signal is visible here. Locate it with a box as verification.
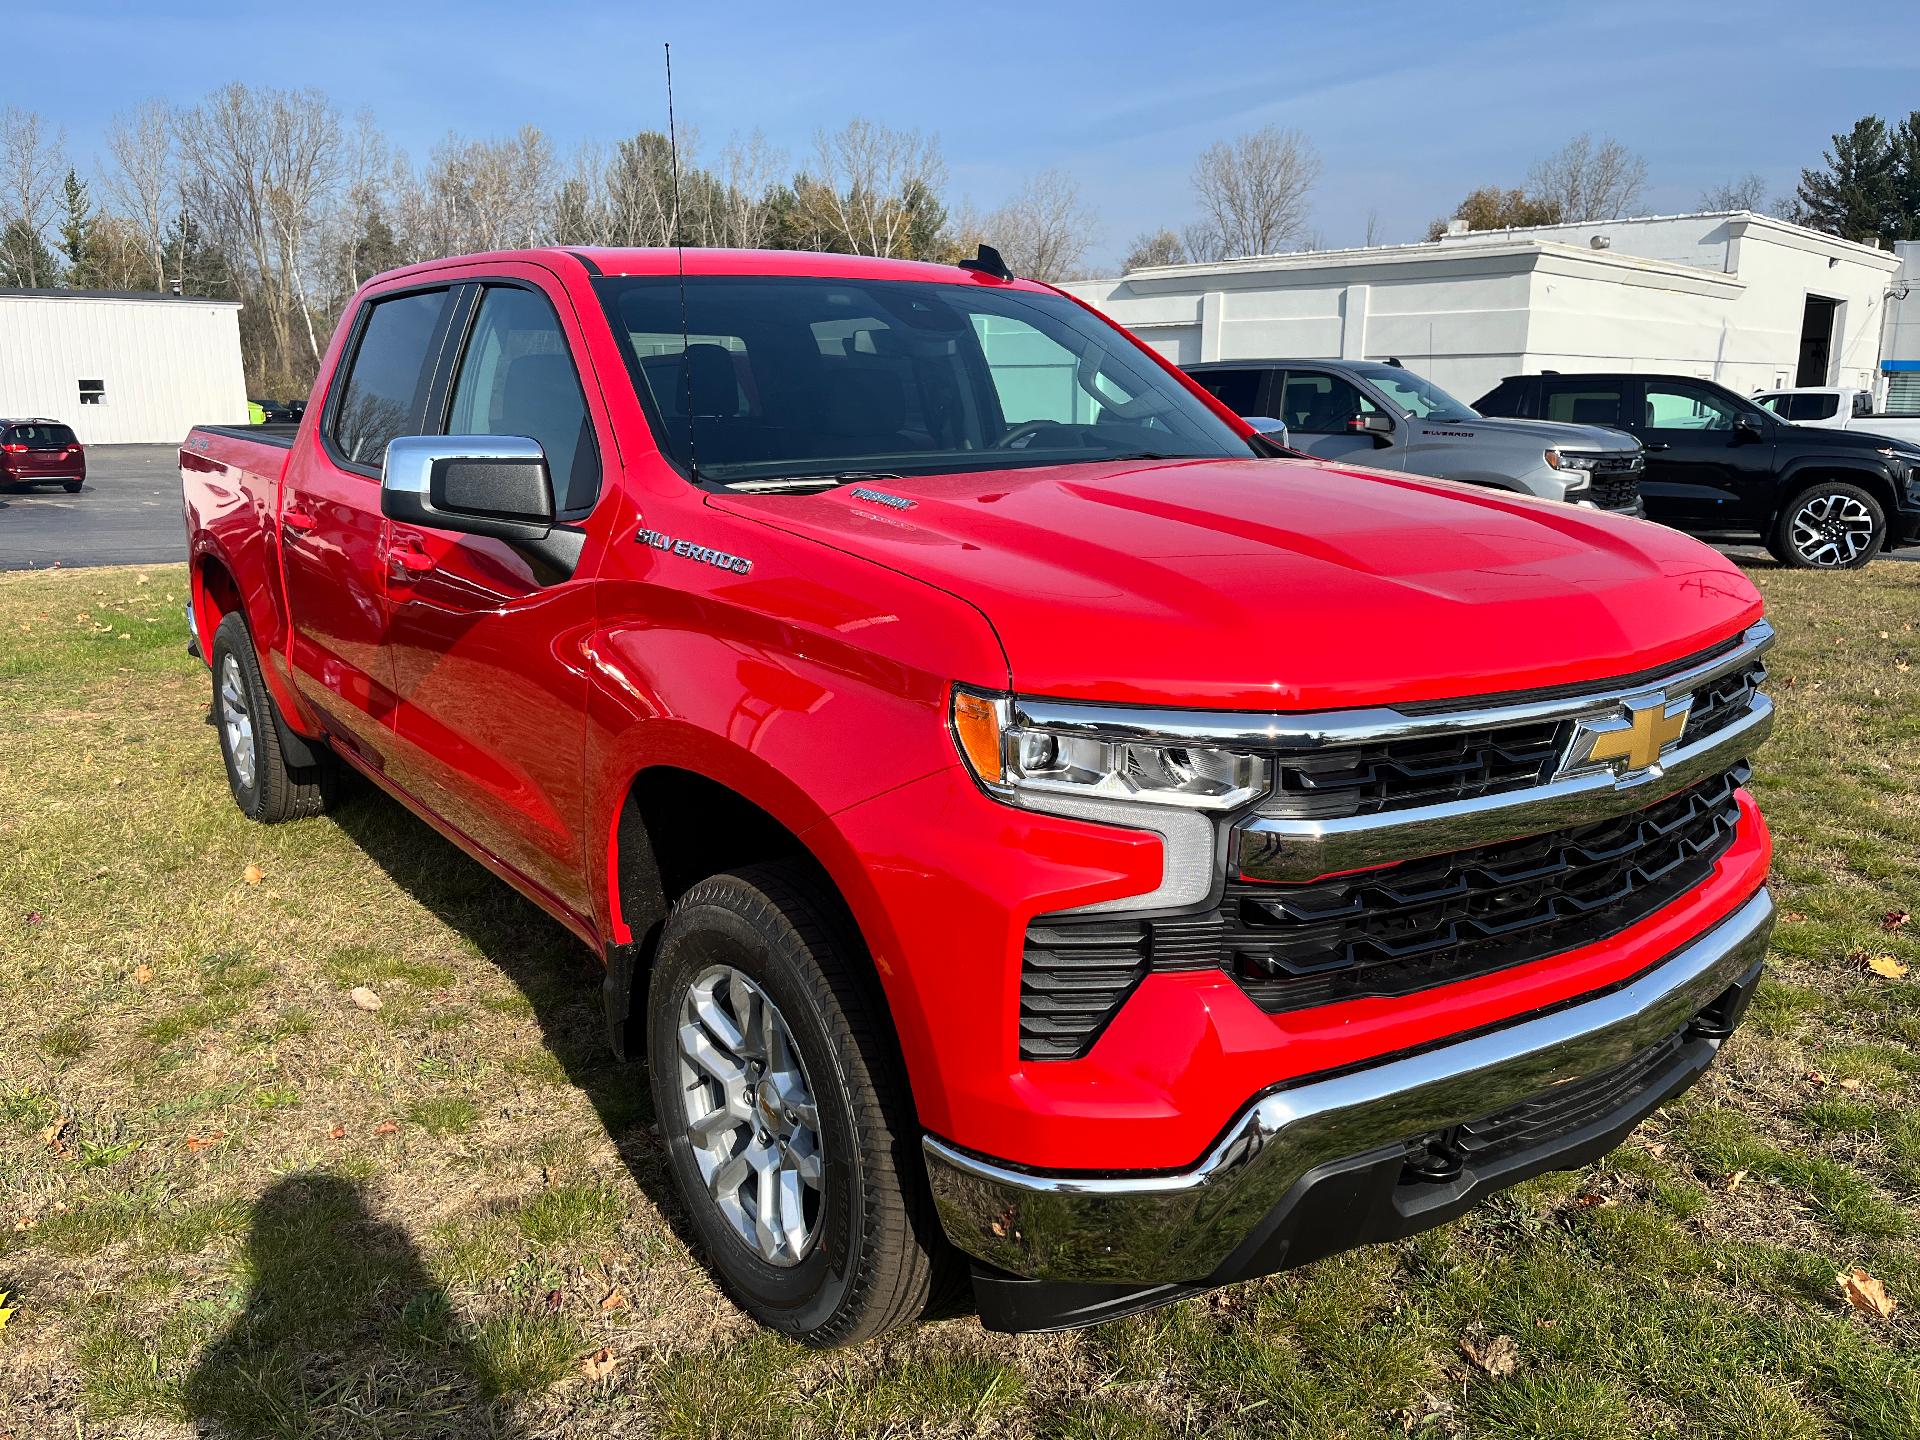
[950,690,1004,785]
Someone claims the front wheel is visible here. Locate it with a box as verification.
[647,862,948,1346]
[1769,481,1885,569]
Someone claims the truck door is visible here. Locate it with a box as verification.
[282,285,457,768]
[380,277,608,917]
[1273,368,1402,466]
[1631,378,1777,527]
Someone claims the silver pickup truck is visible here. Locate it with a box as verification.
[1185,358,1646,514]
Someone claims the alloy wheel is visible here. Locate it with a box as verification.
[219,653,256,790]
[1789,491,1876,567]
[676,965,824,1266]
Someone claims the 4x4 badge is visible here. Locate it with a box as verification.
[1566,694,1692,778]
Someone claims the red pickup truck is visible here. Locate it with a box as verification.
[179,246,1775,1345]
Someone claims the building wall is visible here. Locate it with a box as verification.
[1884,241,1920,414]
[1064,213,1898,408]
[0,293,247,444]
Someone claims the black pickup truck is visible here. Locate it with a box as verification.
[1474,372,1920,569]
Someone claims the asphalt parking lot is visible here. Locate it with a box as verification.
[0,444,186,571]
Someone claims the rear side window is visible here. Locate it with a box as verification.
[1541,382,1625,427]
[1190,369,1266,416]
[4,423,77,446]
[446,286,602,513]
[1795,392,1840,421]
[330,289,449,469]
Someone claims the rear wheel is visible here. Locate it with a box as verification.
[62,479,81,493]
[209,612,336,822]
[647,862,948,1346]
[1769,481,1885,569]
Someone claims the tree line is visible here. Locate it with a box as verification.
[5,87,1918,398]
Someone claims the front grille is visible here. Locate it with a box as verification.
[1588,470,1642,511]
[1224,767,1745,1013]
[1682,657,1767,746]
[1408,1028,1689,1178]
[1263,719,1563,820]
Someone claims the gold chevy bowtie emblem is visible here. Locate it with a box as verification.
[1577,695,1692,775]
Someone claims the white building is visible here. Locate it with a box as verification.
[1064,212,1901,409]
[1881,239,1920,415]
[0,288,247,444]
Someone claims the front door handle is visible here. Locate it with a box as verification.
[388,535,435,581]
[1642,443,1670,451]
[282,505,318,533]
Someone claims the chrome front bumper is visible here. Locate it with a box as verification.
[925,886,1774,1287]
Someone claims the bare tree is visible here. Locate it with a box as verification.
[1122,227,1187,270]
[414,126,555,256]
[806,119,947,258]
[1698,172,1772,213]
[105,100,175,290]
[986,169,1096,281]
[1191,125,1321,258]
[0,106,68,286]
[1527,133,1648,222]
[714,131,783,249]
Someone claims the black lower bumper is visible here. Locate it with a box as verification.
[970,955,1762,1333]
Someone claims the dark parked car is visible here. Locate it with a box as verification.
[0,420,85,492]
[1474,373,1920,569]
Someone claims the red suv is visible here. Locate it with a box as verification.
[1,420,85,492]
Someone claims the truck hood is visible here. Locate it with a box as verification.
[712,456,1762,711]
[1422,414,1640,452]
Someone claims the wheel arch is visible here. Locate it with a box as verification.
[1772,461,1897,528]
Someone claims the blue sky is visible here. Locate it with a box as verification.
[17,0,1920,270]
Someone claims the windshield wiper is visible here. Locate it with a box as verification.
[728,470,904,494]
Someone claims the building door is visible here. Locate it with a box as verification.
[1796,296,1838,387]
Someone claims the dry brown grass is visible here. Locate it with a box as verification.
[2,559,1917,1439]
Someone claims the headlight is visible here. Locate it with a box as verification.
[951,689,1267,811]
[951,689,1269,914]
[1545,448,1595,473]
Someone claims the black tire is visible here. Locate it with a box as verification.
[647,861,949,1346]
[1768,480,1886,569]
[209,612,336,823]
[62,480,81,493]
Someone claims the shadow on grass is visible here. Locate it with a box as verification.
[185,1173,523,1438]
[325,788,698,1261]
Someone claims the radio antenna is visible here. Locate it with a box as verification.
[665,42,702,482]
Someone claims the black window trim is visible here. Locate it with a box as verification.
[320,280,464,481]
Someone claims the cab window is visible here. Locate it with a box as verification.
[1643,381,1738,431]
[1191,368,1266,416]
[446,285,602,513]
[330,289,450,469]
[1278,371,1382,435]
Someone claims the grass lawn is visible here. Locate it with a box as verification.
[2,559,1918,1439]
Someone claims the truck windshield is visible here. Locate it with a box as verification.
[596,275,1255,486]
[1348,364,1479,423]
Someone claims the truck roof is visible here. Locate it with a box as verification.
[363,246,1058,293]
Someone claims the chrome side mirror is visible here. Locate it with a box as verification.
[381,435,583,582]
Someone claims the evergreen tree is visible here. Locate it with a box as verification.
[60,168,95,286]
[0,218,59,287]
[160,209,232,297]
[1796,116,1898,243]
[1889,110,1920,241]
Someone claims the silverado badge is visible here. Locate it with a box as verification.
[1565,694,1693,779]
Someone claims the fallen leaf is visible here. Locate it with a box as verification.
[1868,954,1910,980]
[1780,910,1809,923]
[1727,1169,1748,1192]
[1460,1333,1520,1378]
[545,1288,564,1312]
[327,1125,346,1140]
[580,1347,617,1382]
[185,1132,227,1153]
[1838,1267,1897,1321]
[0,1291,12,1329]
[243,863,265,886]
[1840,1078,1863,1092]
[40,1118,72,1157]
[598,1286,626,1312]
[12,1216,36,1232]
[372,1120,398,1136]
[132,964,154,984]
[349,986,383,1012]
[1573,1192,1616,1208]
[1644,1142,1667,1159]
[1884,910,1911,934]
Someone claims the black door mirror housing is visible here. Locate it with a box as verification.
[1733,413,1766,441]
[381,435,584,582]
